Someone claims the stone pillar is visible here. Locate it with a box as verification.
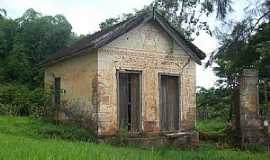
[239,69,263,144]
[266,81,270,137]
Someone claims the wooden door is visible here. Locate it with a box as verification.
[160,75,179,131]
[118,72,141,132]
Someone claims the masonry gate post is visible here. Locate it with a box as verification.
[239,69,263,145]
[267,80,270,135]
[266,65,270,136]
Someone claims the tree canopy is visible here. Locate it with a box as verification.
[200,0,270,122]
[197,87,231,120]
[0,8,74,87]
[99,0,233,40]
[208,0,270,88]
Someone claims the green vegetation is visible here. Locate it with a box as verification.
[0,83,51,117]
[197,87,231,121]
[0,8,78,118]
[99,0,232,39]
[0,9,75,87]
[0,1,269,158]
[0,116,269,160]
[196,118,226,133]
[205,1,270,123]
[0,116,95,142]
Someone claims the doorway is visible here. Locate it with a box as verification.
[118,72,141,132]
[160,75,180,131]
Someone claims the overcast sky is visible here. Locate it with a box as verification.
[1,0,249,88]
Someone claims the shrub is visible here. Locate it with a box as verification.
[196,118,226,133]
[0,103,20,115]
[244,144,265,153]
[28,88,53,118]
[106,126,129,146]
[0,83,52,117]
[38,123,96,142]
[0,83,30,115]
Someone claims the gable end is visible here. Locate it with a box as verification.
[44,10,206,66]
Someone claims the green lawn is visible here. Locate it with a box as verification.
[0,116,269,160]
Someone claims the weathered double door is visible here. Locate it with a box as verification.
[160,75,180,131]
[118,72,141,132]
[118,73,180,132]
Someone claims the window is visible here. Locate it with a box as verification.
[54,77,61,106]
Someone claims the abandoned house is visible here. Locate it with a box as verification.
[44,10,206,143]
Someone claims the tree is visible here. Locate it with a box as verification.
[0,8,6,19]
[197,87,231,121]
[99,0,233,40]
[205,0,270,88]
[218,22,270,118]
[99,18,120,30]
[0,8,73,87]
[153,0,232,38]
[207,0,270,119]
[0,10,17,82]
[207,0,270,69]
[211,22,270,88]
[99,12,140,30]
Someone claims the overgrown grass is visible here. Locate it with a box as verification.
[0,116,269,160]
[0,116,95,141]
[196,118,227,133]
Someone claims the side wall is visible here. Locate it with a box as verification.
[97,21,196,135]
[44,50,98,129]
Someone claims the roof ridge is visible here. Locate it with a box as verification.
[44,10,205,66]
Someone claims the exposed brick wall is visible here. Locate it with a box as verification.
[97,22,196,135]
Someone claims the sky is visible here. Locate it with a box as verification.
[1,0,249,88]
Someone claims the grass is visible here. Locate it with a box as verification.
[0,116,269,160]
[196,118,227,133]
[0,116,95,141]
